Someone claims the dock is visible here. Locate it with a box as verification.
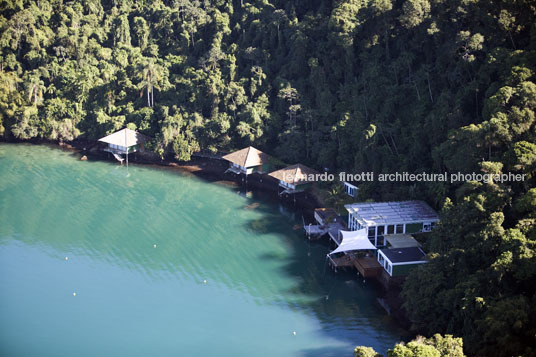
[304,224,328,238]
[304,221,345,241]
[327,222,345,244]
[353,257,382,278]
[327,253,356,272]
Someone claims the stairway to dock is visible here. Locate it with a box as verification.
[112,153,125,164]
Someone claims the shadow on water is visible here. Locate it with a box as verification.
[233,188,408,354]
[0,144,405,355]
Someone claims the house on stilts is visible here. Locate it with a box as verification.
[98,128,150,164]
[222,146,272,175]
[322,201,438,285]
[268,164,319,195]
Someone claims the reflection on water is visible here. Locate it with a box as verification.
[0,144,402,356]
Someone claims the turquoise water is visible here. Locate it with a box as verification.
[0,144,400,356]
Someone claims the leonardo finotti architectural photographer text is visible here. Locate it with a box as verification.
[284,171,526,184]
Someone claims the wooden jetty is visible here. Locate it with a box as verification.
[303,221,345,241]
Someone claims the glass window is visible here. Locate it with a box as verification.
[387,225,395,234]
[368,227,375,238]
[344,183,356,197]
[377,226,384,246]
[377,236,384,246]
[395,224,404,234]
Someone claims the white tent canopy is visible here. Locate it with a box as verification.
[329,229,377,255]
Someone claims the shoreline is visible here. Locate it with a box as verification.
[1,138,412,332]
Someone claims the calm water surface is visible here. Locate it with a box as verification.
[0,144,401,356]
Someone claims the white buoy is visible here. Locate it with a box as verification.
[65,257,68,261]
[73,292,76,296]
[293,331,296,336]
[203,280,207,284]
[153,244,157,248]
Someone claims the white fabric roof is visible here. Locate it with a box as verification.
[329,229,377,255]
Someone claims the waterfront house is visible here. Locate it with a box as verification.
[268,164,319,194]
[222,146,271,175]
[98,128,150,164]
[377,247,427,277]
[345,201,439,247]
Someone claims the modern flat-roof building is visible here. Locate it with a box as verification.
[377,247,427,277]
[345,201,439,246]
[222,146,272,175]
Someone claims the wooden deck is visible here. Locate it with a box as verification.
[327,254,355,272]
[353,257,383,278]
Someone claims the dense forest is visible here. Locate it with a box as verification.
[1,0,535,355]
[355,333,465,357]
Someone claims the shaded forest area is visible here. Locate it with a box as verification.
[1,0,535,355]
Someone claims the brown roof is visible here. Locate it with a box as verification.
[268,164,319,185]
[222,146,271,167]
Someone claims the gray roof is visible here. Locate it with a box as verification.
[345,201,439,226]
[385,234,421,248]
[380,247,427,264]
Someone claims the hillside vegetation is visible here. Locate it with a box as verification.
[1,0,535,355]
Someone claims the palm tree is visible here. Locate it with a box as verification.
[137,59,162,107]
[26,72,45,106]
